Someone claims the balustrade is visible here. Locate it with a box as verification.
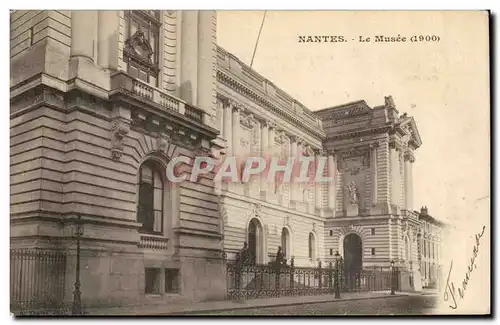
[138,234,169,250]
[111,72,205,124]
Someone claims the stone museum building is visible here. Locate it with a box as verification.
[10,10,445,309]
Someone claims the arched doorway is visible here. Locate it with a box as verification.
[343,233,362,273]
[247,218,264,265]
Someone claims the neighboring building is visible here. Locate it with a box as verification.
[417,206,446,288]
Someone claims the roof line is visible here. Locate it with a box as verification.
[314,100,370,114]
[216,45,315,115]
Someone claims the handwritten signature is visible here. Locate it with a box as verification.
[443,225,486,309]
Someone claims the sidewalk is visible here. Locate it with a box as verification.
[86,291,409,315]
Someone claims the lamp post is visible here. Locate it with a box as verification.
[334,251,341,299]
[72,215,84,315]
[390,260,396,295]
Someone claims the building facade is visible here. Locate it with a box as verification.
[417,206,445,289]
[10,10,226,308]
[216,46,329,268]
[10,10,446,309]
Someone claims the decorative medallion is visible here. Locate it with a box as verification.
[124,28,154,63]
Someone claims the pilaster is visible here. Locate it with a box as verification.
[370,143,378,206]
[404,151,415,211]
[290,135,298,202]
[197,10,217,127]
[223,100,233,156]
[71,11,97,62]
[327,150,336,216]
[97,11,120,69]
[268,123,276,194]
[180,10,199,105]
[260,120,269,199]
[231,101,242,160]
[389,141,400,209]
[314,150,323,209]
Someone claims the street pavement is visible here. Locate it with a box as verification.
[195,294,437,316]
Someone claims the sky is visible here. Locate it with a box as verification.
[216,11,490,226]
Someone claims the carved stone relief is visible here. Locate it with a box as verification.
[110,118,130,160]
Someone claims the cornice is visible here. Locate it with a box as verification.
[324,124,393,142]
[216,70,325,140]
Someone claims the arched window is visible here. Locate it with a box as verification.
[308,232,316,260]
[137,160,164,234]
[281,228,290,259]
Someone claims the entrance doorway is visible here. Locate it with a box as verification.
[343,233,362,273]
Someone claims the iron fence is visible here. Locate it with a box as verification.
[340,269,396,292]
[10,248,68,315]
[226,259,399,300]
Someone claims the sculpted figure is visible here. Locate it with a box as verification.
[276,246,286,265]
[347,181,359,204]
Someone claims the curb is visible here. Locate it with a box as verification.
[161,293,409,315]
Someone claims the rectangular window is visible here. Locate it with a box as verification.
[138,182,154,230]
[371,228,375,235]
[371,248,376,256]
[329,230,333,236]
[165,269,180,293]
[329,248,333,256]
[138,163,163,234]
[145,268,161,294]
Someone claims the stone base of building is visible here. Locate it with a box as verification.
[10,226,227,310]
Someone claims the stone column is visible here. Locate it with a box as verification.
[97,11,120,69]
[260,120,269,195]
[180,10,199,105]
[390,143,400,207]
[231,103,241,160]
[404,153,414,211]
[370,144,378,205]
[290,136,298,202]
[71,11,98,61]
[327,151,336,215]
[268,124,276,193]
[223,100,233,156]
[314,151,323,209]
[197,11,216,121]
[217,101,224,137]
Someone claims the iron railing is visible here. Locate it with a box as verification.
[226,259,399,300]
[10,248,68,315]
